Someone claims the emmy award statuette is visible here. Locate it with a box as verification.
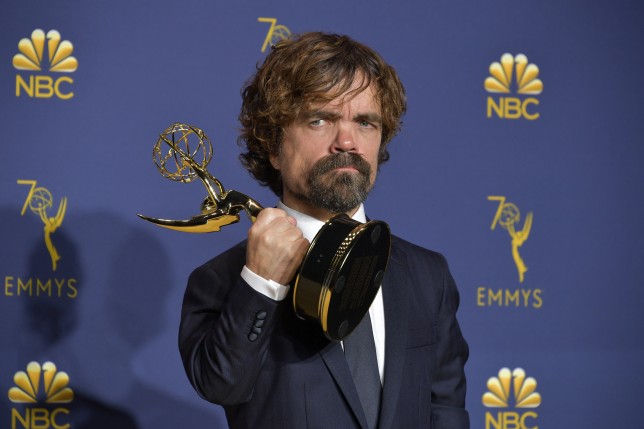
[138,123,391,341]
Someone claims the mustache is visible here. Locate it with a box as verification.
[310,152,371,177]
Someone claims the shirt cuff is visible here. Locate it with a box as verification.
[241,266,290,301]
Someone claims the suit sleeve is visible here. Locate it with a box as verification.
[178,244,280,406]
[430,253,470,429]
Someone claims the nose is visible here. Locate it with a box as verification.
[331,121,357,153]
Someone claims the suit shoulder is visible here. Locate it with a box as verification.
[391,234,448,266]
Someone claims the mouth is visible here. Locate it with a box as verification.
[331,166,360,173]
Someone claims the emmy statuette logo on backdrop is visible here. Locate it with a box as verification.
[138,123,390,341]
[4,181,77,299]
[476,195,541,308]
[17,180,67,272]
[488,196,533,283]
[257,17,291,52]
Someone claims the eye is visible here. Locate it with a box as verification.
[309,119,326,127]
[359,120,379,129]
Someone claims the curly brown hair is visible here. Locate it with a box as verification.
[239,32,407,196]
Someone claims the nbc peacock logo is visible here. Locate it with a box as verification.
[9,361,73,404]
[482,367,541,429]
[8,361,73,428]
[13,29,78,99]
[485,53,543,120]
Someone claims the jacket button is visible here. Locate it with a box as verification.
[248,333,258,342]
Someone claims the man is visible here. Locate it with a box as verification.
[179,32,469,429]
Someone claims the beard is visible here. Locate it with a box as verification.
[291,152,373,214]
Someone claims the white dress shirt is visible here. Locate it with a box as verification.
[241,202,386,383]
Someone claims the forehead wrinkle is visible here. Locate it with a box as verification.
[306,73,374,107]
[297,81,381,126]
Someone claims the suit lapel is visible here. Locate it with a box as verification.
[378,239,409,429]
[318,239,409,429]
[319,340,369,429]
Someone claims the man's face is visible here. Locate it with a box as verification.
[270,82,382,219]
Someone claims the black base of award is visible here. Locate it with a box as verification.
[293,214,391,341]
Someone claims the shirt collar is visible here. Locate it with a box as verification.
[276,201,367,242]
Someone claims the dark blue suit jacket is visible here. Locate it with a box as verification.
[179,235,469,428]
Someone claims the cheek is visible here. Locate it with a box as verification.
[278,152,308,185]
[284,146,322,176]
[367,147,381,180]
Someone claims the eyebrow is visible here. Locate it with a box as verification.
[301,110,383,124]
[354,113,383,125]
[302,110,342,121]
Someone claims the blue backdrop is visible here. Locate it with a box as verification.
[2,1,643,428]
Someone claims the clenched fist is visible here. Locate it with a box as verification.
[246,208,310,285]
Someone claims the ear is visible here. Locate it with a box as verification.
[269,152,280,170]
